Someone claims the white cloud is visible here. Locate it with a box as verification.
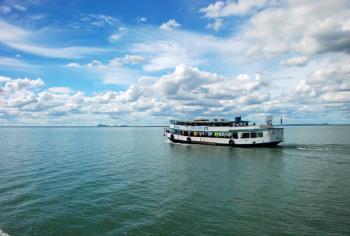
[109,33,122,42]
[108,26,127,43]
[65,62,81,68]
[144,43,194,71]
[243,0,350,57]
[0,57,30,68]
[207,18,223,31]
[281,56,309,67]
[0,20,106,59]
[48,87,72,94]
[160,19,181,31]
[123,54,144,64]
[287,56,350,104]
[0,4,26,14]
[138,16,147,22]
[66,58,139,85]
[200,0,271,18]
[0,76,11,82]
[124,25,245,72]
[3,78,44,93]
[80,14,119,27]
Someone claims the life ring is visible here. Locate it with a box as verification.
[229,139,235,145]
[187,137,191,143]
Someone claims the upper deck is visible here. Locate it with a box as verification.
[170,117,249,127]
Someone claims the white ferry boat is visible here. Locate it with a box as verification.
[164,116,283,147]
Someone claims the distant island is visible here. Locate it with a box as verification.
[97,124,130,127]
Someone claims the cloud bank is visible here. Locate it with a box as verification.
[1,61,349,125]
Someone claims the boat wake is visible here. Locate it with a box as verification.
[281,144,350,152]
[0,229,10,236]
[164,140,190,146]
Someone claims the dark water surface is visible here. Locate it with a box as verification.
[1,126,350,235]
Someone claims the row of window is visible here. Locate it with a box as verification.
[240,132,264,139]
[171,129,263,139]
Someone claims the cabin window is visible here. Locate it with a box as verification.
[251,132,257,138]
[241,133,250,139]
[232,132,238,139]
[258,132,263,137]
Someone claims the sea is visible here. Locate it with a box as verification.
[0,126,350,235]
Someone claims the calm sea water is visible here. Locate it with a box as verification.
[0,126,350,235]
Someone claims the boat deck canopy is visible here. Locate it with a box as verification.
[170,117,249,127]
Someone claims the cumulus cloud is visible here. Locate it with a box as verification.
[243,0,350,57]
[0,66,274,124]
[160,19,181,31]
[3,78,44,93]
[48,87,72,94]
[2,60,349,125]
[287,56,350,104]
[0,76,11,82]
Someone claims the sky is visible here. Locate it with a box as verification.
[0,0,349,125]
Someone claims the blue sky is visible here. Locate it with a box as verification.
[0,0,349,125]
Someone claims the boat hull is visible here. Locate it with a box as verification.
[168,137,281,147]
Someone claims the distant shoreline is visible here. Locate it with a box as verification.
[1,124,350,127]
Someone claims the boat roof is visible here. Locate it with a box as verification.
[170,120,249,127]
[171,117,248,124]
